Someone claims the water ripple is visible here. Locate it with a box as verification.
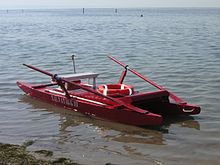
[0,8,220,165]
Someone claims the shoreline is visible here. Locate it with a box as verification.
[0,142,114,165]
[0,142,81,165]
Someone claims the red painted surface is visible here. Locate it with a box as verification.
[17,81,163,126]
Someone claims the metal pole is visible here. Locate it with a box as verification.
[71,54,76,73]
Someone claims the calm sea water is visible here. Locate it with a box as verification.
[0,8,220,165]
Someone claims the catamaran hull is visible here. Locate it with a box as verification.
[17,81,163,126]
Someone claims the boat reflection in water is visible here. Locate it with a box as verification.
[19,95,200,146]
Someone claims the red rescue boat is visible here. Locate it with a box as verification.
[16,55,200,126]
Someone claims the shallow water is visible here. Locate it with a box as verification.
[0,8,220,165]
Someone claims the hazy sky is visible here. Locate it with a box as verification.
[1,0,220,9]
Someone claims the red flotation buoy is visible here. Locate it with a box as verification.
[97,84,134,96]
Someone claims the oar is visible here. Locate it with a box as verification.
[23,64,70,98]
[23,64,53,77]
[23,64,148,114]
[108,55,186,104]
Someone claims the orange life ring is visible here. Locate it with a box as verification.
[97,84,134,96]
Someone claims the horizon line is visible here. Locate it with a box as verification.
[1,7,220,10]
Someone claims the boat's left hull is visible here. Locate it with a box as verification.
[17,81,163,126]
